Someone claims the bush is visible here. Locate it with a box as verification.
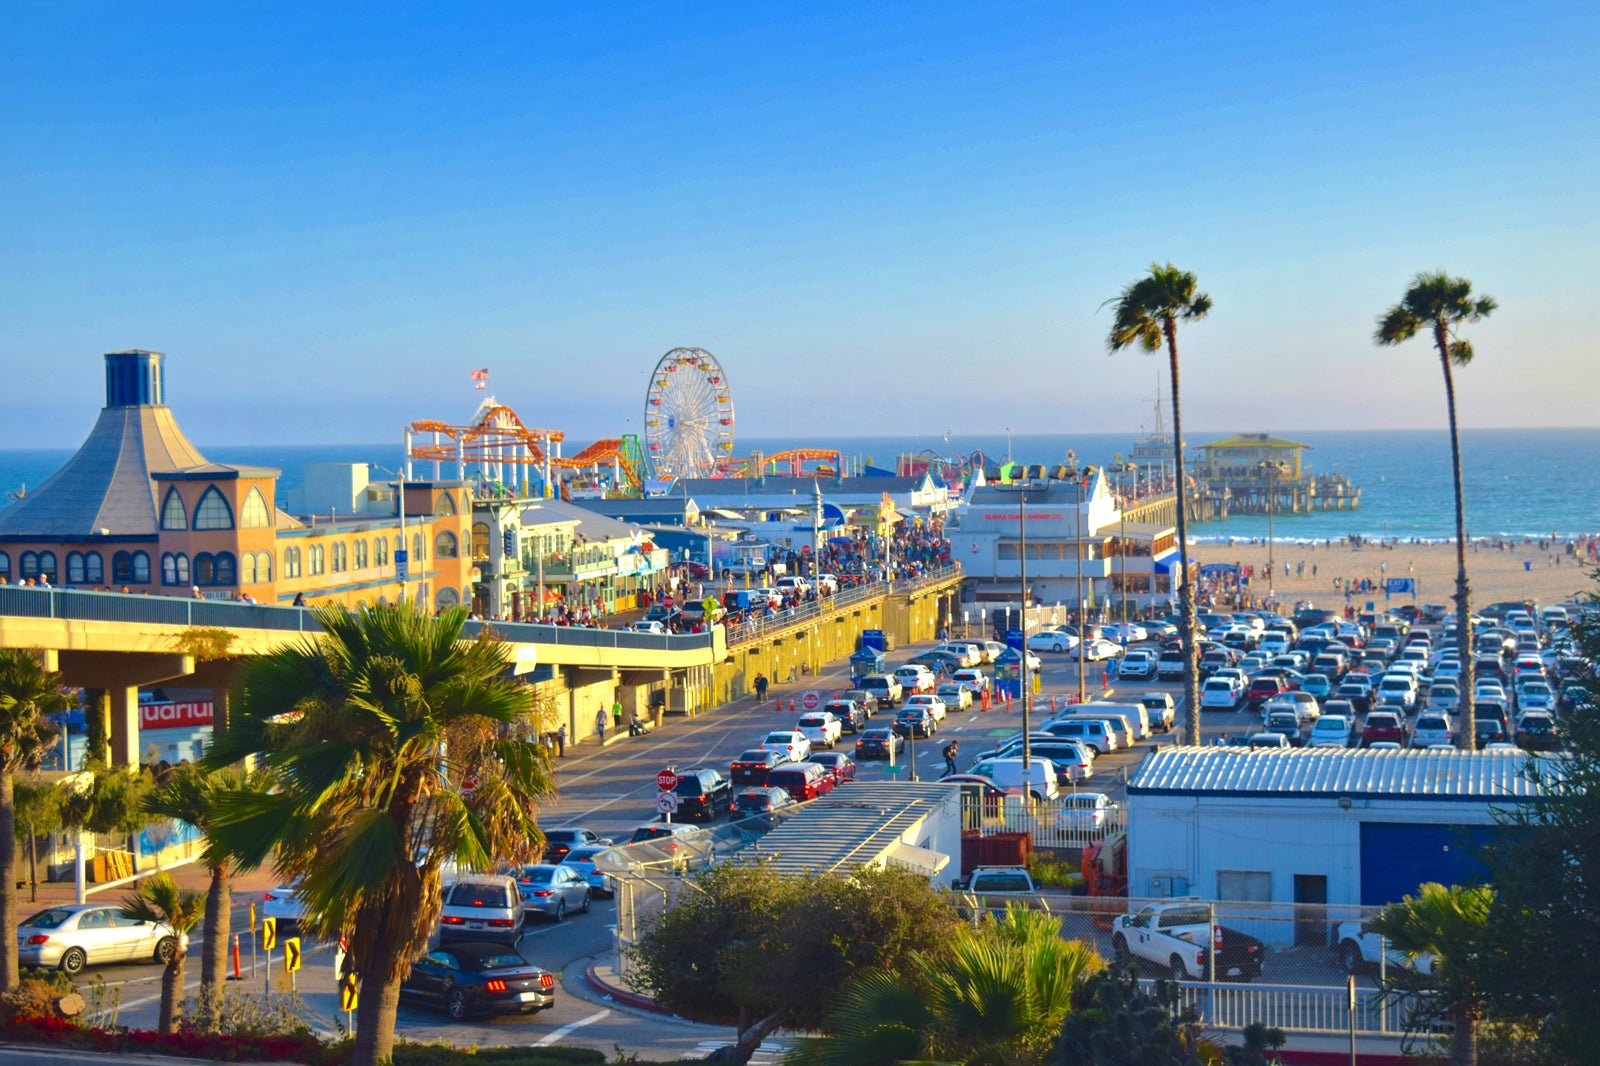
[1028,852,1085,890]
[0,969,78,1025]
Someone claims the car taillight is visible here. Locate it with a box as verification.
[263,893,276,901]
[540,972,555,989]
[487,918,514,927]
[442,916,465,925]
[485,979,507,992]
[26,935,48,945]
[1196,949,1207,968]
[532,890,553,898]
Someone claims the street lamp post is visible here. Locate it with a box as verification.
[1260,461,1276,607]
[1066,456,1094,704]
[1019,489,1031,770]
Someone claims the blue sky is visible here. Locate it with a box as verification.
[3,1,1596,447]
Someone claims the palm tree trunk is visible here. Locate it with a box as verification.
[199,864,229,1022]
[1449,1005,1479,1066]
[0,771,18,992]
[1436,326,1475,751]
[351,938,405,1066]
[159,954,184,1034]
[1165,322,1201,746]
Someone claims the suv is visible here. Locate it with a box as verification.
[1246,675,1288,710]
[669,768,732,821]
[729,749,783,786]
[1141,692,1176,732]
[1157,648,1187,680]
[856,675,903,709]
[1411,713,1454,749]
[439,874,526,946]
[1120,649,1158,680]
[765,761,837,802]
[823,699,868,733]
[796,712,843,749]
[1360,711,1406,747]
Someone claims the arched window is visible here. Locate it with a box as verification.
[162,553,177,585]
[283,546,300,579]
[0,552,9,581]
[331,543,347,572]
[242,553,257,584]
[309,545,325,575]
[37,552,57,582]
[194,487,234,530]
[132,552,151,584]
[471,522,491,562]
[20,552,38,579]
[374,537,389,567]
[435,492,457,516]
[85,552,103,584]
[413,532,425,561]
[240,486,270,528]
[173,553,190,585]
[354,539,368,569]
[67,552,86,584]
[435,531,459,558]
[160,488,188,531]
[194,553,215,586]
[214,553,236,585]
[256,550,272,582]
[112,551,132,583]
[436,587,460,608]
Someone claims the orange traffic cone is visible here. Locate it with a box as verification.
[788,697,796,714]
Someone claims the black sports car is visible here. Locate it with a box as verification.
[399,942,555,1020]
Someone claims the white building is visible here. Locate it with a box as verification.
[947,468,1179,613]
[1126,747,1545,935]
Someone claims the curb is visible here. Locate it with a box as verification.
[585,962,672,1015]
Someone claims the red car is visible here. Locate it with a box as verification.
[1246,676,1289,710]
[1359,711,1406,747]
[807,751,856,785]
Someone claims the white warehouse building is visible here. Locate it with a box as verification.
[1126,748,1547,921]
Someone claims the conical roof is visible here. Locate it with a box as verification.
[0,352,210,538]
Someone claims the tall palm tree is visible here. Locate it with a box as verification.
[792,906,1103,1066]
[143,763,249,1024]
[1376,272,1495,750]
[1107,264,1213,745]
[0,648,68,992]
[120,872,204,1035]
[1369,882,1493,1066]
[206,603,554,1066]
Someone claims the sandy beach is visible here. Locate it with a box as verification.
[1191,538,1595,611]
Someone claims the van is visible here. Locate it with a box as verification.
[1040,717,1117,754]
[765,762,836,802]
[1085,701,1152,739]
[966,757,1061,802]
[1065,713,1135,748]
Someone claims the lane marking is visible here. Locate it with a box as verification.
[534,1007,611,1046]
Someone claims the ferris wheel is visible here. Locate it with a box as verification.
[643,347,734,480]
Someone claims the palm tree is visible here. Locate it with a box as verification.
[206,603,554,1066]
[0,648,68,992]
[143,763,249,1024]
[1369,882,1493,1066]
[793,906,1103,1066]
[1376,272,1495,750]
[1107,264,1212,745]
[120,872,204,1035]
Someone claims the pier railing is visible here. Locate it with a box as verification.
[721,564,962,648]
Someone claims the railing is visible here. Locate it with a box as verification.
[462,618,712,652]
[721,564,963,648]
[963,795,1128,850]
[1166,979,1425,1037]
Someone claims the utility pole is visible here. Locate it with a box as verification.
[1019,488,1030,771]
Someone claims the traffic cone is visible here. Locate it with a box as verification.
[788,697,796,714]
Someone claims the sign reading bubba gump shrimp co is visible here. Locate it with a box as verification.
[138,701,214,730]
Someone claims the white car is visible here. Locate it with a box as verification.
[1081,638,1124,662]
[1026,629,1079,653]
[950,668,991,694]
[1411,713,1454,749]
[905,694,948,722]
[1515,680,1555,712]
[1200,678,1241,711]
[1055,793,1120,835]
[627,620,667,634]
[935,683,973,711]
[1308,714,1354,749]
[1105,622,1148,643]
[795,712,843,749]
[931,643,982,667]
[1263,691,1322,726]
[891,665,938,695]
[261,881,308,927]
[760,730,812,763]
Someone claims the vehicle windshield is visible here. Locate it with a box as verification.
[20,909,71,929]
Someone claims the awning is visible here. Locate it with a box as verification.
[1153,554,1194,574]
[972,582,1030,601]
[883,842,949,877]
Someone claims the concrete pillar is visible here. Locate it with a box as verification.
[83,687,111,767]
[108,686,140,768]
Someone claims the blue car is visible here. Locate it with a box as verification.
[1301,673,1333,699]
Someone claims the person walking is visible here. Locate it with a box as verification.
[595,707,607,743]
[754,672,769,703]
[941,739,959,778]
[556,722,566,757]
[611,698,623,735]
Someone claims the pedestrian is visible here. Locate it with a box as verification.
[612,698,623,734]
[292,592,307,607]
[754,672,769,702]
[595,707,607,742]
[556,722,566,757]
[942,739,959,777]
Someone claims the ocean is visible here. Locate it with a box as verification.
[2,429,1596,543]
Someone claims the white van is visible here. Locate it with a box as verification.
[1080,701,1151,739]
[1041,717,1117,754]
[967,757,1061,802]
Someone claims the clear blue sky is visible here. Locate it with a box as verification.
[4,1,1596,447]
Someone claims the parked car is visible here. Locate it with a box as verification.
[808,750,857,784]
[1246,675,1288,710]
[515,864,593,921]
[1055,792,1120,835]
[439,874,526,945]
[1515,711,1560,751]
[1141,691,1177,732]
[729,748,784,786]
[1360,711,1406,747]
[1308,714,1354,749]
[399,942,555,1020]
[759,730,813,764]
[1201,677,1242,710]
[1027,629,1079,653]
[1263,710,1304,746]
[1410,713,1454,749]
[1111,901,1265,981]
[854,726,904,760]
[855,674,903,709]
[542,827,613,864]
[936,683,974,711]
[668,767,732,821]
[796,711,844,749]
[16,903,187,975]
[1157,649,1187,679]
[823,699,868,733]
[1120,649,1158,679]
[558,845,614,897]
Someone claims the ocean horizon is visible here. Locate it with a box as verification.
[3,427,1596,543]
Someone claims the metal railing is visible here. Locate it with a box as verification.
[721,564,963,648]
[1169,979,1425,1037]
[963,795,1128,850]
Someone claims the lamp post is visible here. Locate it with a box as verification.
[1066,455,1094,703]
[1260,460,1277,607]
[1019,488,1031,770]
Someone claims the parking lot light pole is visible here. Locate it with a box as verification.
[1020,489,1030,770]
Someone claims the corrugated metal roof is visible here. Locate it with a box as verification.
[745,781,958,876]
[1128,747,1555,801]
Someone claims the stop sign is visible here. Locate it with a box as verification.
[656,769,679,792]
[801,691,821,711]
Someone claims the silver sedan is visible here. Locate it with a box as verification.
[17,904,188,975]
[515,864,593,922]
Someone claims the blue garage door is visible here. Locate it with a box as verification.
[1359,822,1496,906]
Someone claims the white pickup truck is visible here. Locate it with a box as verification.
[1334,920,1434,976]
[1110,900,1265,981]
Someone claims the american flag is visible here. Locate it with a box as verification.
[471,368,490,390]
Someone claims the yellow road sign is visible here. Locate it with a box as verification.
[260,917,277,951]
[249,902,256,934]
[339,973,359,1012]
[283,936,301,974]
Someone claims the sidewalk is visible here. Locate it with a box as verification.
[582,954,668,1015]
[18,857,284,911]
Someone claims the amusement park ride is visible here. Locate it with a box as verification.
[404,347,849,499]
